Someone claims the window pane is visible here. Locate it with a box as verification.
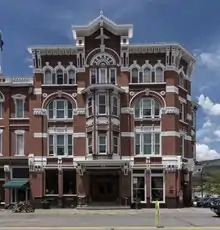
[57,70,63,84]
[57,110,65,118]
[133,176,145,202]
[154,100,160,116]
[132,68,138,83]
[16,99,24,118]
[110,69,116,84]
[56,101,65,109]
[68,70,76,84]
[0,102,2,118]
[151,176,163,189]
[99,95,105,104]
[151,189,163,202]
[155,68,163,82]
[57,135,64,145]
[99,136,106,145]
[16,134,24,155]
[143,68,151,82]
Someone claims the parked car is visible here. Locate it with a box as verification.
[203,198,219,208]
[211,204,220,216]
[196,197,209,207]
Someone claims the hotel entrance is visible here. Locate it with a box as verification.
[90,171,119,204]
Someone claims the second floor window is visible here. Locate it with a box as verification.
[15,131,25,156]
[15,99,24,118]
[135,132,160,155]
[68,69,76,84]
[134,98,160,119]
[98,134,107,154]
[48,100,73,119]
[49,134,73,156]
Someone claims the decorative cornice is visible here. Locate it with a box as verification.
[160,107,179,115]
[73,108,86,115]
[33,108,47,116]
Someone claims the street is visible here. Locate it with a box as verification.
[0,208,219,229]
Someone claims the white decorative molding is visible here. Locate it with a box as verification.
[33,133,48,138]
[0,92,5,102]
[187,94,191,101]
[121,107,134,114]
[160,107,179,115]
[48,126,73,134]
[73,133,86,138]
[96,117,108,124]
[185,135,192,141]
[34,88,42,95]
[14,130,25,134]
[121,132,134,137]
[161,131,180,137]
[33,108,47,116]
[77,87,85,94]
[28,47,77,56]
[120,86,129,93]
[11,94,26,101]
[179,96,187,104]
[73,108,86,115]
[191,130,195,136]
[135,126,161,133]
[187,114,192,121]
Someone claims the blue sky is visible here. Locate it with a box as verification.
[0,0,220,161]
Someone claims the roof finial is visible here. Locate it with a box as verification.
[100,10,103,17]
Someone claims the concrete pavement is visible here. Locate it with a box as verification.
[0,208,219,229]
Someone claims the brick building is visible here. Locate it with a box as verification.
[0,14,197,208]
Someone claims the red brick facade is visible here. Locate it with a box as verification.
[0,14,196,208]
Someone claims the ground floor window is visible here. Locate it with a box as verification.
[0,181,5,202]
[63,170,76,195]
[45,170,58,195]
[132,170,146,203]
[11,189,30,203]
[150,169,164,202]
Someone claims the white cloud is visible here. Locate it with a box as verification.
[196,143,220,161]
[198,94,220,116]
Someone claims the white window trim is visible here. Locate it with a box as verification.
[134,132,161,156]
[43,69,53,84]
[109,68,117,84]
[48,134,73,157]
[111,95,119,117]
[48,100,72,120]
[180,134,185,157]
[180,103,184,121]
[154,67,164,83]
[113,133,119,155]
[15,130,25,156]
[90,68,98,84]
[86,95,93,117]
[97,134,107,155]
[67,68,77,85]
[86,134,93,155]
[12,94,26,118]
[131,172,146,203]
[150,171,165,203]
[135,98,160,119]
[97,94,107,115]
[142,67,152,83]
[179,72,185,88]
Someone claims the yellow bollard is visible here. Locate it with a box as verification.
[155,200,160,227]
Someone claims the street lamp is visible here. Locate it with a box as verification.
[195,162,208,198]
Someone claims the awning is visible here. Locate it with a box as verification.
[3,179,29,189]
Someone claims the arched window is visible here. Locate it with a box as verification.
[68,69,76,84]
[47,100,73,119]
[44,69,52,84]
[155,67,163,82]
[134,98,160,119]
[56,69,64,84]
[143,68,151,83]
[131,68,139,83]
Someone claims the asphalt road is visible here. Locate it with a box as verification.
[0,208,219,229]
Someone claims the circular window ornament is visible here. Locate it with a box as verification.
[160,91,165,96]
[42,93,47,98]
[129,91,134,96]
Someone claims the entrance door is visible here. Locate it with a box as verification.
[90,174,119,203]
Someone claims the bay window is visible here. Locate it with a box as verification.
[90,69,98,84]
[132,170,146,203]
[98,134,107,154]
[134,98,160,119]
[135,132,160,155]
[87,96,93,117]
[112,96,119,116]
[48,134,73,156]
[87,134,93,154]
[109,68,116,84]
[180,134,185,156]
[113,133,119,154]
[98,95,106,115]
[48,100,73,119]
[150,170,164,202]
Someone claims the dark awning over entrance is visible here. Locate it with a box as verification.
[3,179,29,189]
